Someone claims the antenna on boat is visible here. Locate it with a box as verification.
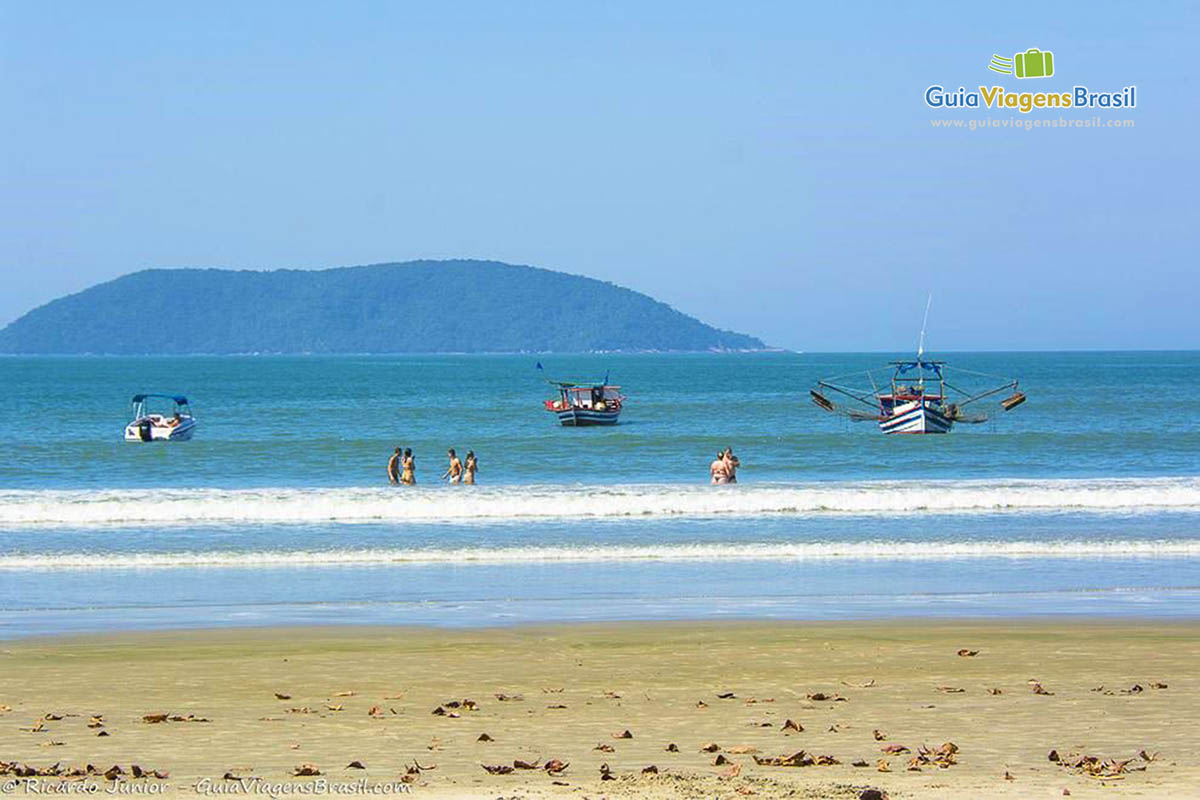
[915,293,932,391]
[916,293,932,360]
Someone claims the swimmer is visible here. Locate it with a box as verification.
[722,446,740,484]
[710,451,729,485]
[387,447,401,484]
[400,448,416,485]
[442,448,463,484]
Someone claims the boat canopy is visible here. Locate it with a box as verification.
[559,384,621,392]
[132,394,190,405]
[547,383,619,393]
[892,360,944,376]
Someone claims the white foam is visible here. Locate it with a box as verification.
[1,477,1198,528]
[3,539,1200,570]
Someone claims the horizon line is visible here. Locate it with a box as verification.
[2,348,1199,357]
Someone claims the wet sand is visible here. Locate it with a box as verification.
[1,621,1197,798]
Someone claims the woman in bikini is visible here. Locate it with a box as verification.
[710,451,729,485]
[463,451,478,485]
[400,448,416,485]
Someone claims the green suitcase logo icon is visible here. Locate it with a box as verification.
[1014,48,1054,78]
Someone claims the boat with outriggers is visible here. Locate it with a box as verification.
[544,380,624,426]
[124,394,197,441]
[809,297,1025,434]
[811,359,1025,434]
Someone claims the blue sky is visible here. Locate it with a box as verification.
[2,2,1196,350]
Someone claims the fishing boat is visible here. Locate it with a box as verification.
[811,360,1024,434]
[124,394,197,441]
[543,380,624,426]
[809,298,1025,434]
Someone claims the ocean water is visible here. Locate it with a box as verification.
[1,351,1199,637]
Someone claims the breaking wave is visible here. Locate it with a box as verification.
[4,539,1200,570]
[1,477,1198,528]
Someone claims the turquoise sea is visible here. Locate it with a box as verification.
[2,351,1199,637]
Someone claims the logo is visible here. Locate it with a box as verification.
[989,48,1055,79]
[924,47,1136,115]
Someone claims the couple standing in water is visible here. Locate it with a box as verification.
[710,446,740,485]
[441,448,479,485]
[387,447,416,485]
[387,447,478,485]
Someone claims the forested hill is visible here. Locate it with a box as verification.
[0,260,768,354]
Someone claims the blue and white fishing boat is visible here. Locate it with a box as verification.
[124,394,197,441]
[811,358,1024,435]
[544,380,624,426]
[810,298,1025,435]
[874,361,962,434]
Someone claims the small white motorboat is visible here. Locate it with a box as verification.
[124,394,197,442]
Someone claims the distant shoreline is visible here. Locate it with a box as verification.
[0,260,769,354]
[5,348,1200,356]
[0,348,790,357]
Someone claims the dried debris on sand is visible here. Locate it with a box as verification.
[1049,748,1156,779]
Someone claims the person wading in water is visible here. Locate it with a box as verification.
[710,450,729,485]
[723,446,740,484]
[400,448,416,485]
[442,448,463,484]
[387,447,402,484]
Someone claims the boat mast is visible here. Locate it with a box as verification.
[917,293,932,360]
[916,293,932,394]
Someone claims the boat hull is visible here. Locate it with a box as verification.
[554,408,621,426]
[879,403,953,435]
[124,418,197,442]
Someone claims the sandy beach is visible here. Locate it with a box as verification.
[1,621,1196,799]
